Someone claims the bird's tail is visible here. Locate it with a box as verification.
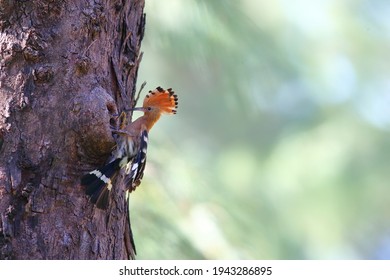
[81,158,122,209]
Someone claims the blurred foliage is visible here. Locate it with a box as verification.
[132,0,390,259]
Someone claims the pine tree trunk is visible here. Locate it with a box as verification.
[0,0,145,259]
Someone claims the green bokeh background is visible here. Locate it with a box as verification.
[133,0,390,259]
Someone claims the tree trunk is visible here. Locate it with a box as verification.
[0,0,145,259]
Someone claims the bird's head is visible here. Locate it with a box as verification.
[130,86,178,130]
[142,87,178,115]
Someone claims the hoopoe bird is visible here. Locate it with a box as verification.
[81,86,178,209]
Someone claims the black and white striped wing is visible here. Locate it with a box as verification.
[126,129,148,192]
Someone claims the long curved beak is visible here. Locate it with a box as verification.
[126,107,145,112]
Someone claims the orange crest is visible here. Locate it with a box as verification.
[143,87,178,114]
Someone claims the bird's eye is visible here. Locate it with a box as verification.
[147,107,152,111]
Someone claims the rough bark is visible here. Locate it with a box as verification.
[0,0,145,259]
